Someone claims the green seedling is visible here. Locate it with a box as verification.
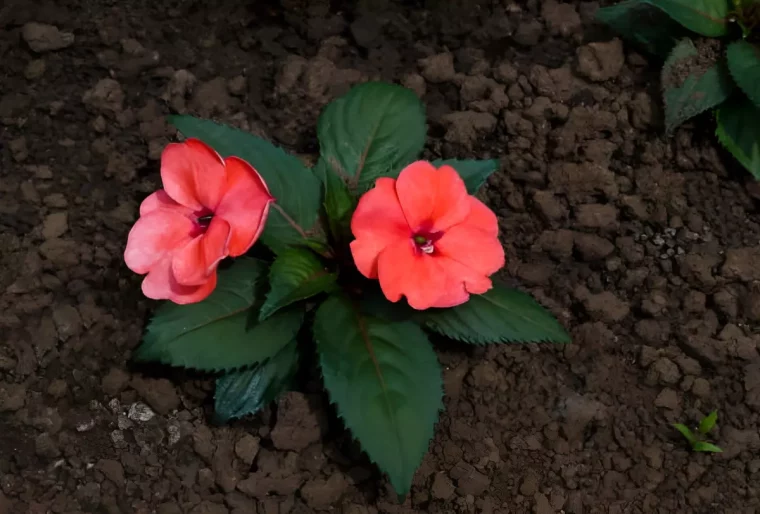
[673,410,723,453]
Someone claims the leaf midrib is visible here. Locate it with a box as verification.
[154,289,253,343]
[479,293,567,340]
[353,306,407,470]
[351,89,399,188]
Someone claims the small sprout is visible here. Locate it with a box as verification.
[698,409,719,435]
[673,410,723,453]
[693,441,723,453]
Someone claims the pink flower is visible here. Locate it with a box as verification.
[350,161,505,310]
[124,138,274,304]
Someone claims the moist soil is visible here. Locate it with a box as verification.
[2,1,760,513]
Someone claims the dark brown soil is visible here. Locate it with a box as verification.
[2,1,760,513]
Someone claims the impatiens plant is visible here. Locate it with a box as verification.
[125,81,570,496]
[596,0,760,178]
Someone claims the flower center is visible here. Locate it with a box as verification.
[412,231,441,255]
[190,209,214,237]
[197,214,213,227]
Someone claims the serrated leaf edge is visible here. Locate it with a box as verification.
[134,307,304,375]
[314,303,444,496]
[317,363,444,496]
[661,38,730,135]
[725,41,760,109]
[421,290,571,346]
[212,343,300,423]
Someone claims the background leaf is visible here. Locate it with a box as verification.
[595,0,689,58]
[673,423,697,444]
[169,116,322,254]
[213,341,299,423]
[314,158,356,244]
[692,441,723,453]
[727,40,760,108]
[314,295,443,496]
[421,283,571,345]
[661,38,733,134]
[133,259,305,372]
[432,158,499,194]
[698,410,718,434]
[317,82,426,192]
[716,97,760,179]
[259,247,337,321]
[650,0,729,36]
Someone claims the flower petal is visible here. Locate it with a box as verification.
[160,138,227,211]
[377,239,447,310]
[435,223,505,278]
[124,209,195,275]
[139,190,194,217]
[350,177,409,278]
[467,197,499,237]
[396,161,471,233]
[350,238,386,279]
[214,157,274,257]
[437,256,494,294]
[171,217,231,286]
[141,257,217,304]
[429,279,470,308]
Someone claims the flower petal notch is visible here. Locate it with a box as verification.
[124,138,274,304]
[350,160,505,310]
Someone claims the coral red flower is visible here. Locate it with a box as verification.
[350,161,505,310]
[124,138,274,304]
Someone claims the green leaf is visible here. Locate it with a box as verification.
[692,441,723,453]
[698,410,719,434]
[358,286,417,323]
[661,38,734,134]
[314,158,355,243]
[133,259,305,372]
[673,423,697,444]
[314,295,443,496]
[317,82,426,192]
[595,0,689,58]
[421,283,570,345]
[432,159,499,194]
[651,0,729,37]
[168,116,322,254]
[213,341,299,423]
[716,97,760,179]
[727,40,760,108]
[259,247,337,321]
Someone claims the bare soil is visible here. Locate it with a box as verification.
[2,1,760,513]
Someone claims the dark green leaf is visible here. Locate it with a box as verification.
[727,40,760,108]
[168,116,322,254]
[213,341,299,423]
[259,247,337,321]
[314,158,355,243]
[673,423,697,444]
[661,38,733,134]
[357,286,417,323]
[421,283,571,345]
[716,97,760,179]
[651,0,729,36]
[692,441,723,453]
[595,0,688,58]
[432,159,499,194]
[698,410,718,434]
[314,295,443,496]
[317,82,426,192]
[133,259,305,372]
